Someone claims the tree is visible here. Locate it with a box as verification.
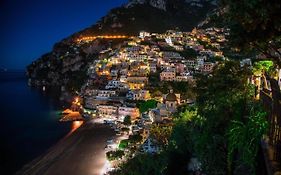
[123,115,131,126]
[192,61,268,174]
[252,60,274,99]
[179,48,198,58]
[119,139,129,150]
[129,134,143,144]
[106,150,125,161]
[253,60,274,76]
[137,100,158,113]
[110,153,166,175]
[150,124,172,146]
[121,127,130,134]
[221,0,281,66]
[227,103,268,174]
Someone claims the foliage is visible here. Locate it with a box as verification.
[150,124,172,146]
[137,100,158,113]
[179,48,198,58]
[252,60,274,76]
[119,139,129,150]
[153,81,195,100]
[209,56,224,63]
[123,115,132,126]
[128,134,143,144]
[160,45,177,52]
[110,153,167,175]
[106,150,125,161]
[227,102,268,173]
[112,61,268,175]
[140,40,153,46]
[187,61,267,174]
[167,106,199,174]
[121,127,130,133]
[148,70,161,87]
[221,0,281,65]
[65,68,88,91]
[150,89,163,98]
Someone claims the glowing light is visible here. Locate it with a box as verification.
[71,121,83,132]
[75,97,79,103]
[76,35,130,43]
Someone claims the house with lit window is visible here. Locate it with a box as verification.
[186,60,196,68]
[97,105,118,118]
[161,51,182,60]
[149,63,157,73]
[160,69,176,81]
[126,90,151,101]
[126,77,148,89]
[96,90,116,99]
[201,62,214,73]
[118,107,140,120]
[105,80,129,90]
[105,80,122,89]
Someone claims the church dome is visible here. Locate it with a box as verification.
[165,93,177,102]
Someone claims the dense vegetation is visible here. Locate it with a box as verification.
[221,0,281,66]
[137,100,158,113]
[111,61,268,175]
[106,150,125,161]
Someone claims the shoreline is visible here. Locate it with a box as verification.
[17,120,115,175]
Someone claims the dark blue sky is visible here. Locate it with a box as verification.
[0,0,127,70]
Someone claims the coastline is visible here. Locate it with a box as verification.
[0,72,74,174]
[17,120,115,175]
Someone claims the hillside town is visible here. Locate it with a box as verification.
[56,27,235,173]
[6,0,279,174]
[26,22,281,174]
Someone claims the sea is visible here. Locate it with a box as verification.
[0,70,72,174]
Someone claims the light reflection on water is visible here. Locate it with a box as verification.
[66,121,84,136]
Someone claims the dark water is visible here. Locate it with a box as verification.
[0,71,71,174]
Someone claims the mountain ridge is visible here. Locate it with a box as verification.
[71,0,217,39]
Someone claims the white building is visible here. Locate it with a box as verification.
[139,31,151,39]
[126,90,151,101]
[105,80,125,89]
[165,37,173,46]
[96,90,116,99]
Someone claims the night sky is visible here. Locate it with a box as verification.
[0,0,127,70]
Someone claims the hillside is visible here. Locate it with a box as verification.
[74,0,217,37]
[27,0,217,91]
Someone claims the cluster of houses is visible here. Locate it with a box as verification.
[77,27,229,154]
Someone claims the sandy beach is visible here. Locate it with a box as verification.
[17,121,115,175]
